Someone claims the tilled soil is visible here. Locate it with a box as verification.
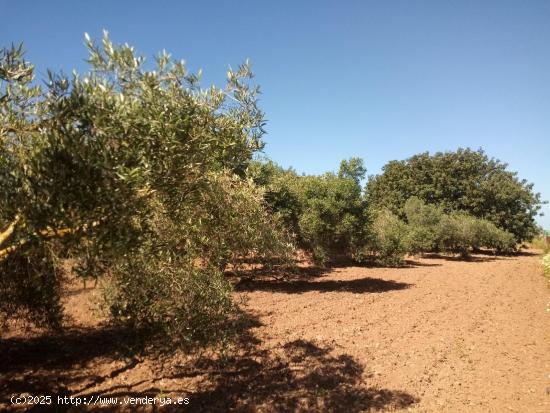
[1,251,549,412]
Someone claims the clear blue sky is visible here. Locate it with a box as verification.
[3,0,550,228]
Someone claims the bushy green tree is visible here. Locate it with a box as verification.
[0,35,292,344]
[436,212,479,257]
[404,196,443,253]
[189,171,295,272]
[367,209,409,266]
[338,157,367,184]
[249,158,368,265]
[293,173,366,264]
[436,211,515,256]
[366,148,543,242]
[404,196,516,256]
[247,159,302,236]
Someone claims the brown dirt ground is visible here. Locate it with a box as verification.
[1,250,550,412]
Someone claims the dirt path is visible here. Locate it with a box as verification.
[1,251,549,412]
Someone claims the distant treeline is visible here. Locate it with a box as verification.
[249,147,541,266]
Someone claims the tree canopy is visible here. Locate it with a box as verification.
[248,158,368,264]
[366,148,543,242]
[0,34,292,343]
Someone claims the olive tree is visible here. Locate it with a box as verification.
[0,34,292,345]
[248,158,368,265]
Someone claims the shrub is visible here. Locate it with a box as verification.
[404,197,443,253]
[402,197,517,256]
[295,174,366,264]
[531,236,550,254]
[474,220,516,254]
[248,160,302,241]
[368,209,409,266]
[249,158,368,265]
[436,211,516,256]
[434,212,471,256]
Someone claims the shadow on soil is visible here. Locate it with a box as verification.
[187,336,418,412]
[419,248,536,263]
[420,253,500,263]
[1,313,418,412]
[234,276,413,294]
[515,249,542,257]
[403,259,442,267]
[0,325,145,408]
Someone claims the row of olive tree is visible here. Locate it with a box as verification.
[369,197,517,265]
[0,35,293,346]
[249,152,536,266]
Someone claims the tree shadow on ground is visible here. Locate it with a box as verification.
[227,264,332,282]
[227,257,440,284]
[0,314,418,412]
[174,333,418,412]
[420,252,500,263]
[0,324,147,408]
[418,248,540,263]
[234,276,413,294]
[1,309,418,412]
[402,259,442,268]
[72,323,418,412]
[515,249,543,257]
